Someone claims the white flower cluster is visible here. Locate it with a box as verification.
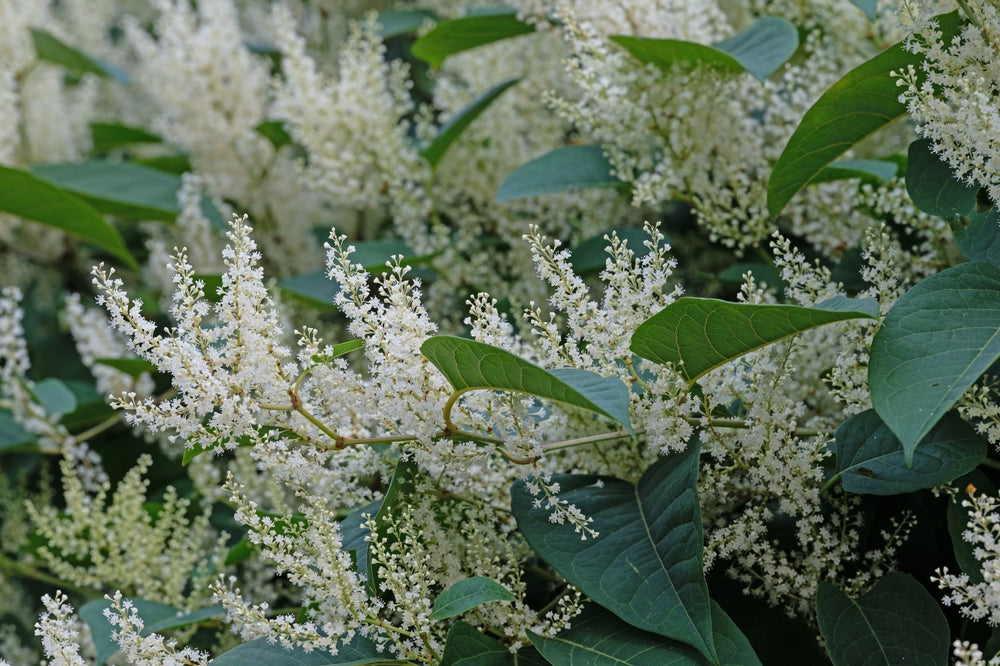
[934,485,1000,625]
[897,0,1000,205]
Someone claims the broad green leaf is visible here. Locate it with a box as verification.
[34,378,77,416]
[906,138,1000,265]
[631,295,878,383]
[277,271,340,308]
[612,16,797,82]
[511,443,717,663]
[142,604,224,634]
[93,357,157,379]
[526,604,705,665]
[421,335,633,431]
[32,161,181,222]
[948,472,995,585]
[869,261,1000,462]
[255,120,293,149]
[706,588,827,664]
[0,409,36,453]
[850,0,879,19]
[135,154,192,175]
[224,536,254,566]
[528,602,760,665]
[813,159,899,185]
[90,122,161,153]
[421,78,519,168]
[0,166,136,267]
[570,227,656,275]
[209,635,406,665]
[766,11,962,216]
[817,572,949,666]
[831,409,985,495]
[30,29,129,83]
[411,9,535,68]
[368,459,420,594]
[440,621,548,666]
[80,597,177,665]
[377,9,438,38]
[430,576,515,620]
[495,145,622,202]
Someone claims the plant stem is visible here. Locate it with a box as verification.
[73,412,124,442]
[0,551,95,596]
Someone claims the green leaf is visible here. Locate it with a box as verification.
[224,536,254,566]
[277,271,340,308]
[255,120,293,149]
[570,227,656,275]
[93,357,158,379]
[33,378,77,416]
[341,498,382,579]
[528,601,760,665]
[421,78,519,168]
[312,339,365,364]
[430,576,515,620]
[817,572,949,666]
[209,635,406,665]
[526,604,705,665]
[32,161,182,222]
[495,145,622,202]
[368,459,420,594]
[831,409,986,495]
[377,9,438,38]
[631,295,878,383]
[511,443,717,663]
[613,16,797,82]
[850,0,879,19]
[30,29,130,83]
[421,335,633,431]
[410,9,535,68]
[90,122,161,154]
[906,138,1000,265]
[142,604,224,634]
[766,11,962,216]
[906,138,980,219]
[0,166,136,267]
[0,409,36,453]
[812,159,899,185]
[440,621,548,666]
[869,261,1000,462]
[80,597,177,665]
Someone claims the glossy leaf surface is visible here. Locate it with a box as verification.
[512,444,716,662]
[495,145,622,202]
[869,261,1000,462]
[631,296,878,383]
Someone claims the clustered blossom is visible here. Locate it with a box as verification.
[34,592,86,666]
[934,486,1000,625]
[103,591,210,665]
[897,0,1000,205]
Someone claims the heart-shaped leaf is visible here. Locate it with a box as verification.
[421,336,632,431]
[831,409,986,494]
[817,572,949,666]
[511,443,716,662]
[631,296,878,383]
[430,576,514,620]
[869,260,1000,462]
[766,11,962,216]
[495,145,623,202]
